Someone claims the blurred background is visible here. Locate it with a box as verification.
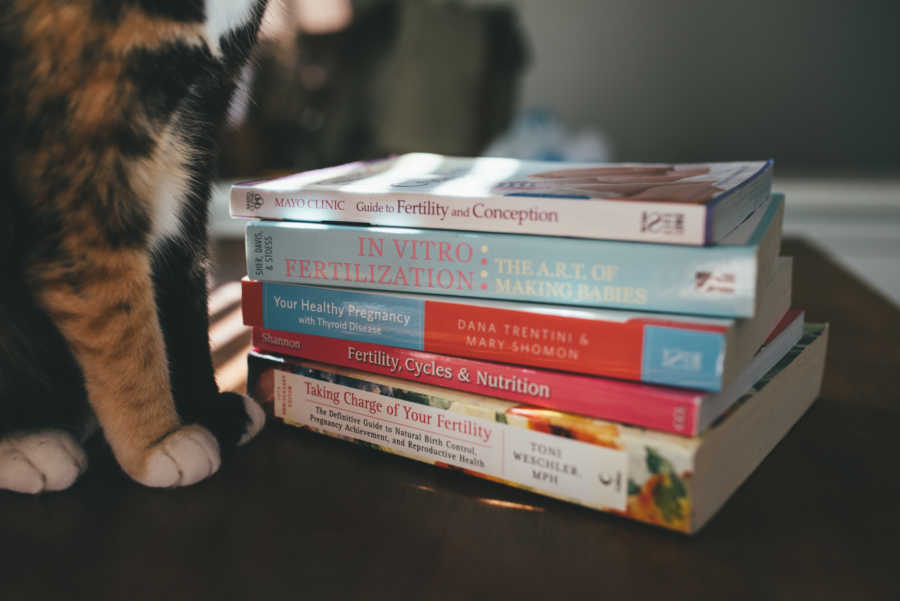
[212,0,900,302]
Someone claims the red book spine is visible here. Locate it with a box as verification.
[241,279,264,326]
[252,328,704,435]
[421,301,647,380]
[241,279,729,386]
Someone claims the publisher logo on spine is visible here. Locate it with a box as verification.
[694,271,736,294]
[246,191,264,212]
[640,211,684,235]
[661,348,702,371]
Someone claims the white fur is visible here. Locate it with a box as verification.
[204,0,260,55]
[147,124,195,247]
[0,430,88,494]
[150,169,189,245]
[238,395,266,445]
[137,425,221,488]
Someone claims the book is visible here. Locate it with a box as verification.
[246,323,829,534]
[244,193,783,317]
[242,257,793,391]
[231,153,773,245]
[250,309,804,435]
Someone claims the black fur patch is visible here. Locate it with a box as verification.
[0,282,91,438]
[126,42,216,124]
[20,95,70,151]
[219,18,263,73]
[108,123,156,158]
[92,0,206,23]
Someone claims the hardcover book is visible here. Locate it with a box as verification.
[244,194,783,317]
[247,324,828,533]
[231,153,773,245]
[242,257,793,391]
[250,309,803,435]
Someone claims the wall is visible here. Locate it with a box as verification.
[470,0,900,171]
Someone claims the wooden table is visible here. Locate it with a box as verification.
[2,238,898,600]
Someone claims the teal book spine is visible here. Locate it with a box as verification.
[245,195,782,317]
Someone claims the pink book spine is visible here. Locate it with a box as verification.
[252,328,704,435]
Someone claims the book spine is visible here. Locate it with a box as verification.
[252,327,704,435]
[232,187,710,245]
[242,280,731,390]
[245,221,759,317]
[247,351,698,533]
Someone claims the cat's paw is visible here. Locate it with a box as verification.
[137,425,221,488]
[237,394,265,446]
[0,429,88,494]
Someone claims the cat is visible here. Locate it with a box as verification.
[0,0,271,493]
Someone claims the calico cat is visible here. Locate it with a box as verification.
[0,0,270,493]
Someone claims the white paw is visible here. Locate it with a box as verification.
[0,429,88,494]
[238,395,265,446]
[138,425,221,488]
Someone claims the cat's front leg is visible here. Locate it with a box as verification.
[35,249,221,487]
[152,238,264,455]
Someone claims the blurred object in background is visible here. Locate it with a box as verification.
[211,0,900,306]
[477,0,900,172]
[482,107,611,162]
[218,0,528,178]
[292,0,355,34]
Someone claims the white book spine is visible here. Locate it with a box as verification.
[232,187,709,245]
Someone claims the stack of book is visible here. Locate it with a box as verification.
[230,153,828,534]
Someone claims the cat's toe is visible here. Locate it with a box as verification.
[0,429,87,494]
[0,449,43,494]
[237,395,265,446]
[139,425,221,488]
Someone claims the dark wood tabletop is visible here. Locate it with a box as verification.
[2,237,898,601]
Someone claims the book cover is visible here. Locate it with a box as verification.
[232,153,773,245]
[246,323,828,533]
[242,256,791,390]
[250,309,803,435]
[244,194,783,317]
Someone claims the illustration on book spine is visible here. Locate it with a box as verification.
[246,324,828,533]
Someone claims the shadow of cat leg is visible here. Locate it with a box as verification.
[0,429,88,494]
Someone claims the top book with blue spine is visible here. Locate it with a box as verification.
[231,153,773,245]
